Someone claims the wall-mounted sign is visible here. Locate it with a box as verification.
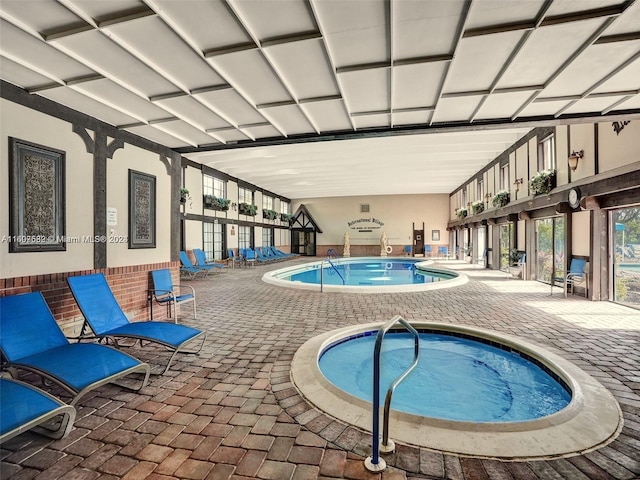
[348,217,384,232]
[612,120,630,136]
[107,207,117,226]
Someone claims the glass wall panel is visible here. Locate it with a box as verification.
[612,207,640,307]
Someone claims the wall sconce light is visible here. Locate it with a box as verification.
[513,178,524,192]
[231,202,237,211]
[568,150,584,171]
[484,192,492,205]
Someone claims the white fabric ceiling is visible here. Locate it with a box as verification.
[1,0,639,198]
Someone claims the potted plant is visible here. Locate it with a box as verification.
[471,200,484,215]
[280,213,293,223]
[204,195,230,211]
[456,208,468,220]
[180,188,190,204]
[263,208,278,220]
[239,202,257,216]
[492,190,510,208]
[529,169,556,196]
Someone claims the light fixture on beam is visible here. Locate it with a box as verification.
[568,150,584,171]
[513,178,524,192]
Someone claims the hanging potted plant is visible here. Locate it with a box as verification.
[456,208,468,220]
[239,202,257,216]
[280,213,293,223]
[529,169,556,196]
[492,190,510,208]
[471,200,484,215]
[180,188,190,204]
[263,208,278,220]
[204,195,230,211]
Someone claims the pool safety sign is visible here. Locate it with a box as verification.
[348,217,384,233]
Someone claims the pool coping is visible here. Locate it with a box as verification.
[291,322,623,460]
[262,257,469,293]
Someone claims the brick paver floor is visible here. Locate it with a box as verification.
[2,258,639,479]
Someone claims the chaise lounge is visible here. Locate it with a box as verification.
[0,292,150,406]
[67,273,206,374]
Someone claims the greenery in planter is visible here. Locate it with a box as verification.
[180,187,190,203]
[204,195,230,210]
[471,200,484,215]
[263,208,278,220]
[280,213,293,223]
[529,169,556,196]
[457,208,468,220]
[492,190,510,208]
[239,202,257,216]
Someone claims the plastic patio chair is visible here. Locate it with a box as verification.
[179,251,209,278]
[67,273,206,374]
[552,258,588,297]
[0,378,76,443]
[437,246,448,258]
[150,268,196,320]
[0,292,150,405]
[193,248,227,273]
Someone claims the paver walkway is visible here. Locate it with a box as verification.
[1,258,639,480]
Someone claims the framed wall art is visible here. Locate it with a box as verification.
[128,169,156,249]
[432,229,440,242]
[9,137,66,252]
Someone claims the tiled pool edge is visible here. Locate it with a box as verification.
[289,322,624,461]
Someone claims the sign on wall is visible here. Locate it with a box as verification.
[347,217,384,233]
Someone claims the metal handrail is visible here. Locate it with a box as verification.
[365,315,420,473]
[320,257,345,292]
[326,248,339,260]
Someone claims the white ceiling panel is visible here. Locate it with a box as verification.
[393,0,465,59]
[0,56,54,89]
[392,111,430,126]
[194,88,265,127]
[103,16,224,91]
[393,63,447,110]
[230,0,315,39]
[39,86,139,127]
[340,69,389,113]
[52,29,177,98]
[0,20,95,82]
[72,78,168,122]
[449,32,525,92]
[300,100,352,132]
[153,119,220,147]
[498,19,607,89]
[154,96,231,131]
[260,105,316,136]
[475,91,539,120]
[208,50,292,105]
[315,0,388,67]
[1,0,639,199]
[265,39,337,100]
[352,114,390,130]
[125,124,191,148]
[432,96,483,123]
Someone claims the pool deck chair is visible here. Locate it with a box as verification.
[1,378,76,443]
[552,258,588,298]
[179,251,209,278]
[150,268,196,320]
[0,292,150,406]
[68,273,206,374]
[193,249,227,273]
[437,246,448,258]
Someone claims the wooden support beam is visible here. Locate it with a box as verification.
[555,202,573,214]
[518,210,531,220]
[581,196,601,210]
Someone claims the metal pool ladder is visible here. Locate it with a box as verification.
[365,315,420,472]
[320,250,345,292]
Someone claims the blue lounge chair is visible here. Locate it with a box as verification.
[193,248,227,273]
[552,258,588,297]
[150,268,196,320]
[424,245,431,257]
[437,246,448,258]
[1,378,76,443]
[404,245,412,256]
[227,249,240,268]
[179,251,208,278]
[67,273,206,374]
[244,248,256,267]
[0,292,150,405]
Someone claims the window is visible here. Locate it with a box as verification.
[262,227,273,247]
[477,179,484,201]
[204,175,225,198]
[500,164,509,191]
[239,187,253,205]
[537,134,556,171]
[238,225,252,250]
[280,201,289,215]
[203,222,224,260]
[263,195,274,210]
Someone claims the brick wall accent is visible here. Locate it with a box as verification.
[0,262,180,336]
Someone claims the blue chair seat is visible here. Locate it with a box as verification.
[151,268,197,320]
[1,378,76,443]
[193,249,227,272]
[68,273,205,374]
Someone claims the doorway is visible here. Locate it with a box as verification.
[535,217,565,284]
[413,229,424,256]
[292,229,316,256]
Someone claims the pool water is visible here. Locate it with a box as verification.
[283,260,455,286]
[319,332,571,422]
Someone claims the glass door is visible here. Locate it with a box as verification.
[499,223,512,271]
[535,217,564,284]
[612,207,640,307]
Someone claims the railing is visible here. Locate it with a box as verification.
[364,315,420,473]
[320,257,345,292]
[326,248,339,260]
